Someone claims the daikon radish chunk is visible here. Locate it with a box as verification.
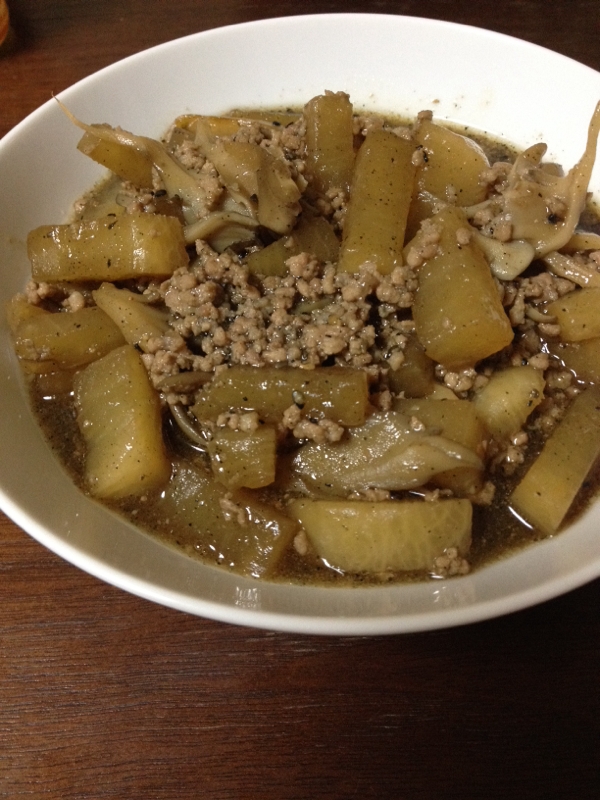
[337,129,416,275]
[193,365,369,427]
[387,335,436,398]
[413,118,489,206]
[208,426,277,490]
[28,212,189,282]
[546,288,600,341]
[157,460,297,578]
[550,338,600,383]
[5,294,47,333]
[288,498,472,573]
[510,387,600,534]
[234,110,301,126]
[12,305,125,372]
[426,383,460,401]
[412,206,514,368]
[92,282,170,351]
[404,189,442,243]
[246,214,339,277]
[174,115,240,137]
[74,344,170,498]
[304,91,355,195]
[472,366,545,439]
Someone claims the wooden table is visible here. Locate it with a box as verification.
[1,2,599,797]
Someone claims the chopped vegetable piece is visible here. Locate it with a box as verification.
[192,365,369,427]
[393,397,489,496]
[510,387,600,534]
[12,305,125,372]
[393,398,487,453]
[246,213,339,276]
[546,288,600,341]
[197,139,261,200]
[208,426,277,489]
[412,206,514,368]
[425,383,461,401]
[472,366,545,439]
[542,250,600,289]
[404,189,440,243]
[61,104,216,223]
[288,411,482,495]
[387,335,436,398]
[194,126,300,234]
[502,101,600,256]
[157,460,297,578]
[551,337,600,383]
[561,231,600,253]
[337,129,416,275]
[288,498,472,573]
[28,212,189,282]
[473,233,535,281]
[183,210,258,250]
[413,118,489,206]
[174,114,240,137]
[255,148,302,234]
[6,293,51,333]
[77,129,154,189]
[92,282,170,351]
[233,110,301,126]
[74,344,170,498]
[304,91,355,194]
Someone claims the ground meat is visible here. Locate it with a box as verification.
[432,547,470,578]
[170,137,207,171]
[219,494,248,526]
[441,367,478,394]
[470,481,496,506]
[216,411,260,432]
[293,530,309,556]
[348,488,392,502]
[281,404,302,430]
[405,219,442,267]
[291,417,345,444]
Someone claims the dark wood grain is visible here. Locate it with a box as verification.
[1,1,600,798]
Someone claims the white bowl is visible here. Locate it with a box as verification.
[2,14,600,635]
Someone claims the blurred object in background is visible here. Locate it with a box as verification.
[0,0,8,46]
[0,0,15,55]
